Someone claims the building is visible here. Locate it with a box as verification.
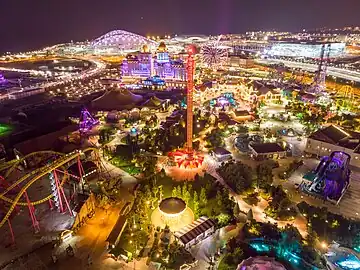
[211,147,232,162]
[230,110,255,122]
[264,42,345,58]
[174,216,216,249]
[228,55,255,68]
[305,125,360,168]
[240,80,282,104]
[249,142,287,160]
[121,43,186,83]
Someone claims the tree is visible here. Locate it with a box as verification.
[182,184,188,199]
[256,163,273,188]
[216,191,223,208]
[352,231,360,250]
[279,224,302,254]
[233,203,240,218]
[176,186,182,199]
[172,187,177,197]
[247,209,254,222]
[183,190,191,204]
[306,229,319,247]
[200,187,208,206]
[193,191,199,203]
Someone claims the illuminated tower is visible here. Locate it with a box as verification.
[186,46,195,152]
[168,45,204,169]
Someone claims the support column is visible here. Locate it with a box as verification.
[53,170,64,213]
[24,191,40,233]
[7,219,15,246]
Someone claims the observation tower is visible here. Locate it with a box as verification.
[169,46,204,169]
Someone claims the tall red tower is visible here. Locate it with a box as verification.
[168,45,204,169]
[186,46,195,152]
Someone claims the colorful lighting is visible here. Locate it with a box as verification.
[168,150,204,169]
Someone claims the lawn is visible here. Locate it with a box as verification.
[0,123,13,137]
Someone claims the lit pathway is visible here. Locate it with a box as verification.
[206,157,308,237]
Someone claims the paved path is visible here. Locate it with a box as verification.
[207,156,308,237]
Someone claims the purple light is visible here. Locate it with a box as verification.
[0,74,7,85]
[79,108,99,132]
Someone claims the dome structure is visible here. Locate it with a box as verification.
[151,197,194,231]
[157,42,167,52]
[91,30,157,51]
[159,197,186,216]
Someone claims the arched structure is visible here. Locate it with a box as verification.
[91,30,157,51]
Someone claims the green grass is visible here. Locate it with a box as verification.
[0,124,13,137]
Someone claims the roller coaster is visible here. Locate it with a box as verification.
[0,147,101,240]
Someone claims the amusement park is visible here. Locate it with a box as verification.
[2,13,360,269]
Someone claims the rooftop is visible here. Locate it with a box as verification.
[309,125,360,150]
[159,197,186,215]
[213,147,232,156]
[175,216,216,245]
[250,143,285,154]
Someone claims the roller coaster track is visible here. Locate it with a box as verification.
[0,148,98,228]
[3,150,65,179]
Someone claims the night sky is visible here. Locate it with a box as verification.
[1,0,360,53]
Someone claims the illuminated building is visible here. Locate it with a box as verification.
[91,30,157,53]
[121,43,186,83]
[151,197,194,232]
[301,151,351,203]
[305,125,360,168]
[228,55,255,68]
[239,80,282,105]
[249,143,287,160]
[264,42,345,58]
[174,216,216,249]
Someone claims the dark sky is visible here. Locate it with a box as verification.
[1,0,359,53]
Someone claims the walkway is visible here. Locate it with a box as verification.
[207,158,308,237]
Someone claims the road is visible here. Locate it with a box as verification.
[206,156,308,237]
[257,58,360,83]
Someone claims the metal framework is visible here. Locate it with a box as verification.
[0,148,101,239]
[91,30,157,50]
[168,46,204,169]
[200,37,229,69]
[310,44,331,93]
[79,108,99,132]
[186,46,195,152]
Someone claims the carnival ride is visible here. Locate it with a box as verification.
[301,151,351,203]
[200,37,229,69]
[79,108,99,132]
[0,147,103,240]
[168,45,204,169]
[91,30,157,52]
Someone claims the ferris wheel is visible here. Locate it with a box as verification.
[200,36,229,69]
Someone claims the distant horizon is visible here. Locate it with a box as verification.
[1,25,358,54]
[2,0,360,53]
